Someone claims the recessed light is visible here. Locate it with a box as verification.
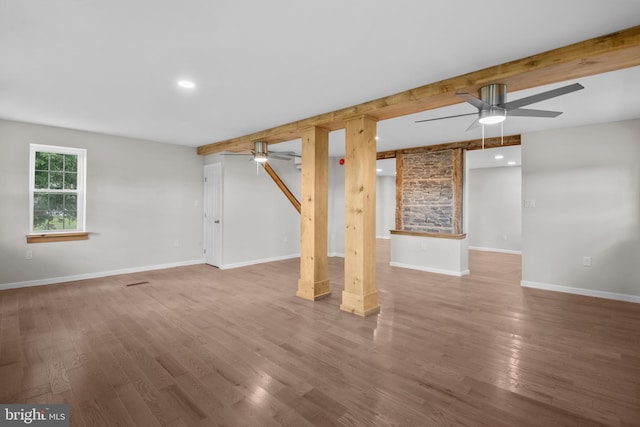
[177,80,196,89]
[508,161,516,166]
[494,155,504,160]
[375,136,379,140]
[376,168,383,172]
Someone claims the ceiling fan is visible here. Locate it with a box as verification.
[415,82,584,130]
[222,141,301,162]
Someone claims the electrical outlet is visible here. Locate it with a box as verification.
[26,250,33,260]
[583,256,591,267]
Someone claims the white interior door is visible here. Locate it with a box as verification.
[204,163,222,267]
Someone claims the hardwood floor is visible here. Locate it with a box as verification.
[1,241,639,426]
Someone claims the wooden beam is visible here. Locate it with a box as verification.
[377,134,521,159]
[395,152,403,231]
[390,230,466,240]
[376,150,397,160]
[341,115,379,317]
[297,127,330,301]
[198,26,640,155]
[262,162,301,213]
[452,148,463,234]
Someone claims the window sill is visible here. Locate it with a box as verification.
[26,232,90,244]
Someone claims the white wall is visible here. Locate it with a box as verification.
[327,157,396,255]
[376,176,396,238]
[204,154,301,267]
[328,157,345,256]
[522,118,640,301]
[390,234,469,276]
[467,166,522,253]
[202,155,389,265]
[0,120,204,288]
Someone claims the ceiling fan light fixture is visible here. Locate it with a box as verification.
[253,141,269,162]
[478,107,506,125]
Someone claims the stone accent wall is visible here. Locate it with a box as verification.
[400,149,460,233]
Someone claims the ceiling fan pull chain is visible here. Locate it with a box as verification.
[482,124,485,149]
[501,121,504,145]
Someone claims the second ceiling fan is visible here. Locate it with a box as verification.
[222,141,300,162]
[415,82,584,131]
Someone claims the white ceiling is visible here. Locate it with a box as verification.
[1,1,640,155]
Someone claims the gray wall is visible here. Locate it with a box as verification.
[203,154,394,264]
[328,157,345,256]
[0,120,204,288]
[204,154,301,267]
[467,166,522,253]
[376,175,396,238]
[522,118,640,300]
[327,158,396,254]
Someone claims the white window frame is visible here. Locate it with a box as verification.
[29,144,87,234]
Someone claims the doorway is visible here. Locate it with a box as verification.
[204,163,222,267]
[465,146,522,254]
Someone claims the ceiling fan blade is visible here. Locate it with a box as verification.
[502,83,584,110]
[465,118,480,132]
[457,92,491,110]
[508,108,563,118]
[269,153,294,160]
[270,151,301,158]
[415,112,478,123]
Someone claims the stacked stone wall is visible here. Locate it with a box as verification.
[401,150,455,233]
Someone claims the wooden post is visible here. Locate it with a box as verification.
[395,152,403,231]
[340,115,380,316]
[296,127,330,301]
[452,148,463,234]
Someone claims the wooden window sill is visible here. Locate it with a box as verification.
[390,230,467,240]
[26,232,90,244]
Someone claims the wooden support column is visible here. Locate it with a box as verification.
[340,115,380,316]
[296,127,330,301]
[452,148,463,234]
[395,152,403,231]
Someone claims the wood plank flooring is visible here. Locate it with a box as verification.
[1,241,639,426]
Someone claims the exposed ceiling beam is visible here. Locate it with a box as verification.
[376,135,521,159]
[198,25,640,156]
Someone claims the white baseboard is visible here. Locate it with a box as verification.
[328,252,344,258]
[521,280,640,304]
[390,261,470,277]
[219,254,299,270]
[376,236,391,240]
[0,259,205,291]
[469,246,522,255]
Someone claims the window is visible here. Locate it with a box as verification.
[29,144,86,235]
